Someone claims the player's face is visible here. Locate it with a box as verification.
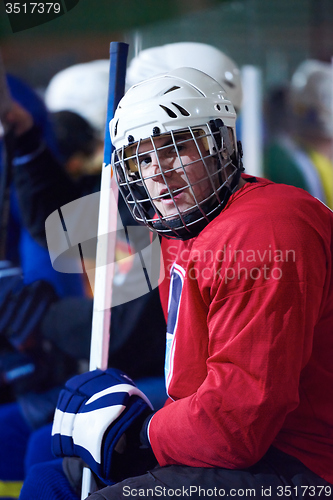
[133,132,217,219]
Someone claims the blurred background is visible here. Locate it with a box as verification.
[1,0,333,92]
[0,3,332,494]
[1,0,333,178]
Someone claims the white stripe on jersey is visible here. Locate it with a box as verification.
[165,263,185,394]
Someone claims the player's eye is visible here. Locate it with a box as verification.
[175,144,185,153]
[139,155,152,169]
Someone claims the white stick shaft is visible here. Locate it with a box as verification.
[80,41,128,499]
[89,164,118,371]
[81,167,119,498]
[81,468,93,500]
[240,65,264,177]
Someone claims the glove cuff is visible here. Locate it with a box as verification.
[140,413,155,449]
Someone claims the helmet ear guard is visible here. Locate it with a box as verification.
[208,118,244,194]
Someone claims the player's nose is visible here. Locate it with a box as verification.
[150,153,173,180]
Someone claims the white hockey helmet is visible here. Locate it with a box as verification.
[289,59,333,139]
[45,60,110,138]
[110,67,243,240]
[126,42,243,112]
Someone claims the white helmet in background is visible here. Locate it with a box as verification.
[44,60,109,137]
[126,42,243,112]
[289,59,333,139]
[111,67,243,240]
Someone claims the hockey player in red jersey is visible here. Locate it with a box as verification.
[20,67,333,499]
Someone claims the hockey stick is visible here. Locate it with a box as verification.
[81,41,129,499]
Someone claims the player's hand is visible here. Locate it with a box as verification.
[2,101,33,136]
[52,368,155,484]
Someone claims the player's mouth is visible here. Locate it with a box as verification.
[158,186,187,204]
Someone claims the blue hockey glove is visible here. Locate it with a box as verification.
[52,368,154,484]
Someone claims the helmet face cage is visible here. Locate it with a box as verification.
[112,122,241,240]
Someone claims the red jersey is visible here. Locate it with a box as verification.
[148,175,333,484]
